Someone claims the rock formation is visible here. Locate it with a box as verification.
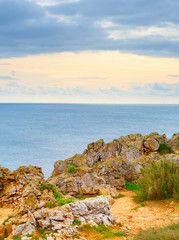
[0,132,178,239]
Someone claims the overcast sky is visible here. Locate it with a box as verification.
[0,0,179,103]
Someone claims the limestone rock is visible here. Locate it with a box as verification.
[168,133,179,152]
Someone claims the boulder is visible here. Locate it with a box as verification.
[168,133,179,152]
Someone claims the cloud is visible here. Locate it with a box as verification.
[0,82,178,99]
[130,82,179,97]
[168,74,179,78]
[0,71,17,80]
[0,63,11,65]
[0,0,179,58]
[107,23,179,41]
[0,76,16,80]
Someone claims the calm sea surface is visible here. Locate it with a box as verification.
[0,104,179,178]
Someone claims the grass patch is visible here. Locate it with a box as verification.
[134,160,179,202]
[72,234,81,239]
[132,203,145,211]
[75,194,98,200]
[158,143,173,154]
[38,226,45,234]
[53,191,74,207]
[47,202,54,208]
[125,182,140,192]
[13,236,21,240]
[40,184,56,191]
[2,216,12,226]
[133,222,179,240]
[67,166,77,173]
[115,193,126,199]
[73,218,81,225]
[80,224,125,239]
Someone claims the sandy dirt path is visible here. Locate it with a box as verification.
[111,190,179,239]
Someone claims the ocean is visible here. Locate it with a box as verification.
[0,103,179,178]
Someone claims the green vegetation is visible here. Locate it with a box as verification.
[38,226,45,234]
[2,216,12,226]
[40,184,56,191]
[133,223,179,240]
[47,202,54,208]
[26,234,33,238]
[158,143,173,154]
[72,234,81,239]
[115,193,125,199]
[67,162,76,167]
[56,197,74,206]
[134,160,179,202]
[13,236,22,240]
[53,192,62,199]
[73,218,81,225]
[67,166,77,173]
[75,194,98,200]
[125,182,140,191]
[80,224,125,239]
[53,191,74,207]
[132,203,145,211]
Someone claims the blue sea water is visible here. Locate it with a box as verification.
[0,103,179,178]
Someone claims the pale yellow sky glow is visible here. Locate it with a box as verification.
[0,51,179,103]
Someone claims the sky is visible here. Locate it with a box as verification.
[0,0,179,103]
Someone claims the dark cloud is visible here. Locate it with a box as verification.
[0,0,179,58]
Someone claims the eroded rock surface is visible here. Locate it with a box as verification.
[0,132,178,239]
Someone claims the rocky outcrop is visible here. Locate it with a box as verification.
[0,132,178,240]
[6,196,116,238]
[0,166,44,210]
[168,133,179,152]
[50,132,178,196]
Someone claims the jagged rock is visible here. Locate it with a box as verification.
[83,139,122,166]
[118,133,144,150]
[9,196,115,238]
[120,146,141,162]
[48,171,106,195]
[168,133,179,151]
[0,165,44,209]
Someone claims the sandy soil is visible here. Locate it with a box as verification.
[110,190,179,239]
[0,208,13,225]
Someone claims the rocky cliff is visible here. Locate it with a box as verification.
[0,132,178,239]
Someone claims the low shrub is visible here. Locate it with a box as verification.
[67,166,76,173]
[47,202,54,208]
[158,143,173,154]
[115,193,125,199]
[53,192,62,199]
[134,160,179,202]
[125,182,140,191]
[133,223,179,240]
[73,218,81,225]
[2,216,11,225]
[38,226,45,234]
[40,184,56,191]
[80,224,125,239]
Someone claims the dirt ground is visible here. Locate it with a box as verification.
[110,190,179,239]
